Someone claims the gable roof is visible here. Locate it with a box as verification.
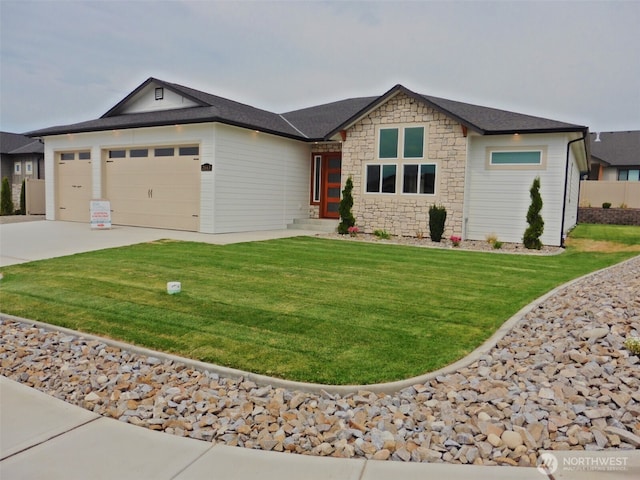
[589,131,640,166]
[26,78,588,141]
[326,85,587,138]
[0,132,44,155]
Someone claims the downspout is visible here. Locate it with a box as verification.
[561,134,587,247]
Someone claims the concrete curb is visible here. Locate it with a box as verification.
[3,255,637,395]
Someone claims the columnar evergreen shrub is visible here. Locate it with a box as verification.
[20,179,26,215]
[429,205,447,242]
[338,176,356,234]
[523,177,544,249]
[0,177,14,216]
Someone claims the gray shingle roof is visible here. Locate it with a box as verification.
[589,131,640,166]
[26,78,588,140]
[1,132,44,154]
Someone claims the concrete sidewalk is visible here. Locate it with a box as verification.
[1,376,549,480]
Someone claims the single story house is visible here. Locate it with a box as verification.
[27,77,589,246]
[1,132,45,207]
[587,131,640,181]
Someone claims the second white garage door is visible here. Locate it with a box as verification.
[104,146,200,231]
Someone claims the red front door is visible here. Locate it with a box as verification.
[321,155,342,218]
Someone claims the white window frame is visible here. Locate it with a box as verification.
[365,163,397,194]
[14,162,21,175]
[25,161,33,175]
[486,146,548,170]
[312,155,322,203]
[402,163,437,195]
[377,125,426,161]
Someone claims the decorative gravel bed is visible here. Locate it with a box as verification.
[1,255,638,467]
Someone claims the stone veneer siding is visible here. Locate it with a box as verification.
[341,93,467,238]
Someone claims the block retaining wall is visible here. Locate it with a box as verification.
[577,207,640,226]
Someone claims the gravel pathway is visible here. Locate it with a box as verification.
[1,255,639,467]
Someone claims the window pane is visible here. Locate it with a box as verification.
[629,170,640,181]
[366,165,381,192]
[382,165,396,193]
[327,203,340,213]
[618,170,628,181]
[130,149,148,158]
[78,152,90,160]
[109,150,125,159]
[328,187,341,198]
[379,129,398,158]
[179,146,199,156]
[313,156,321,202]
[328,157,341,169]
[404,127,424,158]
[403,164,418,193]
[154,147,175,157]
[328,172,341,183]
[491,151,541,164]
[420,164,436,194]
[61,153,75,160]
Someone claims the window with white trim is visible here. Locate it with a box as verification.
[366,164,397,193]
[312,155,321,203]
[378,126,425,159]
[490,151,542,165]
[402,164,436,194]
[14,162,21,174]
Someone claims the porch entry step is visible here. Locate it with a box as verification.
[287,218,339,233]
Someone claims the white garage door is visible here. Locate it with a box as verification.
[104,146,200,231]
[56,151,93,222]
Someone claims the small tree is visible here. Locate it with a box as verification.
[337,176,356,234]
[19,179,26,215]
[429,204,447,242]
[0,177,14,216]
[523,176,544,249]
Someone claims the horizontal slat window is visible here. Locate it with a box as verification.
[109,150,126,159]
[154,147,175,157]
[179,146,199,156]
[61,153,75,160]
[491,151,541,165]
[130,149,149,158]
[78,152,91,160]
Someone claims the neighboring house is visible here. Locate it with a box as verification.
[0,132,45,207]
[588,131,640,181]
[27,77,589,246]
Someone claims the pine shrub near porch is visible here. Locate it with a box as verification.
[338,176,356,234]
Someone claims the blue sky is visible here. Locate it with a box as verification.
[1,0,638,134]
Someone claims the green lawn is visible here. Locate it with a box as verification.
[1,225,638,384]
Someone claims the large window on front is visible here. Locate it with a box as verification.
[378,126,424,159]
[618,169,640,181]
[403,164,436,194]
[366,164,397,193]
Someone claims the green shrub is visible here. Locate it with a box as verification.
[338,176,355,234]
[602,202,612,209]
[493,240,503,249]
[625,337,640,355]
[0,177,14,216]
[19,179,26,215]
[429,205,447,242]
[373,229,391,240]
[523,177,544,250]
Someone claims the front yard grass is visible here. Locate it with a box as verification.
[1,225,638,384]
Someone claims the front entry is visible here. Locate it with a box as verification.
[321,155,342,218]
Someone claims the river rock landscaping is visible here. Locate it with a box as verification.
[1,255,639,467]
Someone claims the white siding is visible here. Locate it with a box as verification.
[212,124,310,233]
[465,133,572,247]
[120,83,200,114]
[563,146,582,235]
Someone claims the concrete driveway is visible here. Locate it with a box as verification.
[0,219,320,267]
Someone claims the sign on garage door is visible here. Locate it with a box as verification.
[104,145,200,231]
